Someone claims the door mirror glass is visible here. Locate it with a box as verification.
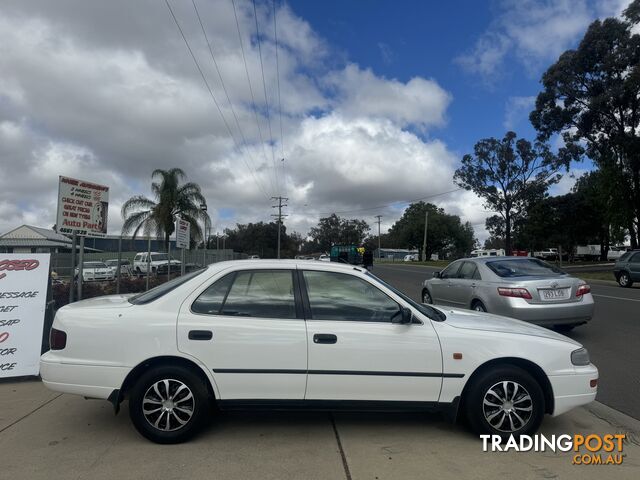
[392,306,413,324]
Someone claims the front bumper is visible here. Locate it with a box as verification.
[549,364,598,416]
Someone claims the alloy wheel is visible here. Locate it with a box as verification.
[142,379,195,432]
[422,290,432,304]
[482,381,533,433]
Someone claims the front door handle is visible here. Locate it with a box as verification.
[188,330,213,341]
[313,333,337,344]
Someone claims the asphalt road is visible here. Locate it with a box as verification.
[372,262,640,420]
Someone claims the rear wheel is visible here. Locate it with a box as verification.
[465,366,544,440]
[129,365,210,444]
[618,272,633,288]
[554,324,575,333]
[422,289,433,304]
[471,300,486,312]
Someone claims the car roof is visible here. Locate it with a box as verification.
[205,258,363,272]
[461,256,537,264]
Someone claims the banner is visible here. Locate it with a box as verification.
[0,254,51,377]
[56,176,109,237]
[175,218,191,249]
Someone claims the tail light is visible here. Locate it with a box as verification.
[497,287,532,299]
[50,328,67,350]
[576,284,591,297]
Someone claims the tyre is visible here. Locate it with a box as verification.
[471,300,487,312]
[422,289,433,304]
[465,366,544,440]
[618,272,633,288]
[129,365,210,444]
[554,324,575,333]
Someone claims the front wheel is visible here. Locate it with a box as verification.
[129,365,210,444]
[618,272,633,288]
[465,366,544,440]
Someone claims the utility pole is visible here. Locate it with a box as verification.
[374,215,382,259]
[422,210,428,262]
[271,196,288,259]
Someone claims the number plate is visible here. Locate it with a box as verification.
[540,288,570,301]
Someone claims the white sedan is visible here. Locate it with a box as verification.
[41,260,598,444]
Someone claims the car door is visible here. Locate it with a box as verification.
[629,252,640,281]
[301,268,443,402]
[430,261,462,305]
[449,261,480,308]
[177,267,308,400]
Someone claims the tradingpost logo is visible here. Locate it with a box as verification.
[481,434,626,465]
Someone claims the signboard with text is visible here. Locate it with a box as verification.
[0,254,51,377]
[56,176,109,237]
[175,218,191,249]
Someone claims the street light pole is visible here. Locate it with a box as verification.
[200,203,207,266]
[422,210,428,262]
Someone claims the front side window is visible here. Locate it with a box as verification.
[457,262,478,279]
[303,270,400,322]
[440,262,461,279]
[192,270,296,319]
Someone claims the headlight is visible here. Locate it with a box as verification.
[571,348,590,366]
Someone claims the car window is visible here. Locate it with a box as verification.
[618,252,632,262]
[212,270,297,319]
[303,270,400,322]
[151,253,168,262]
[472,266,482,280]
[486,258,564,277]
[457,262,478,279]
[191,273,235,315]
[440,262,461,279]
[631,252,640,263]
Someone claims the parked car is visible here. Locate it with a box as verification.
[470,249,505,257]
[607,246,628,261]
[403,254,419,262]
[248,255,260,259]
[318,254,330,262]
[74,261,114,282]
[155,261,183,276]
[422,257,594,330]
[105,259,132,277]
[533,248,558,261]
[613,250,640,287]
[41,260,597,444]
[133,252,181,275]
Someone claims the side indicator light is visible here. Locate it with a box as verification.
[590,379,598,388]
[453,353,463,360]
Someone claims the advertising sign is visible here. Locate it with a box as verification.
[175,218,191,249]
[0,254,51,377]
[56,176,109,237]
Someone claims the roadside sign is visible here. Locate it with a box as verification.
[0,254,51,378]
[56,176,109,237]
[175,218,191,249]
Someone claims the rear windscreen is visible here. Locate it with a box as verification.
[486,258,565,278]
[129,269,206,304]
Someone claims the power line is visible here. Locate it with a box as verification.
[191,0,271,199]
[252,0,279,194]
[230,0,274,196]
[273,0,286,196]
[164,0,270,201]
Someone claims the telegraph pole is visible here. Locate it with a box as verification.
[374,215,382,259]
[271,196,288,259]
[422,210,428,261]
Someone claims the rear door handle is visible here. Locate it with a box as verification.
[313,334,337,344]
[188,330,213,341]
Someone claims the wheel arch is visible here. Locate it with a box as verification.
[457,357,554,419]
[114,355,217,411]
[469,298,485,310]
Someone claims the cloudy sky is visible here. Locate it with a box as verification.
[0,0,633,243]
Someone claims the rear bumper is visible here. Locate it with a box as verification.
[549,365,598,416]
[493,295,595,326]
[40,353,129,400]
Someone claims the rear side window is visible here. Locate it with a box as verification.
[486,258,564,278]
[631,252,640,263]
[192,270,296,319]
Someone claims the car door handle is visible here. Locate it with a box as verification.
[313,334,337,344]
[188,330,213,341]
[471,283,477,288]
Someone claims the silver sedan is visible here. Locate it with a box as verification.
[421,257,594,330]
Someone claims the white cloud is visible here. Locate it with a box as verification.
[0,0,487,244]
[456,0,635,82]
[503,96,536,130]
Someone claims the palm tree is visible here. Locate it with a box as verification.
[121,168,210,251]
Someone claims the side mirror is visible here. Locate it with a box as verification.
[433,271,441,278]
[392,307,413,324]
